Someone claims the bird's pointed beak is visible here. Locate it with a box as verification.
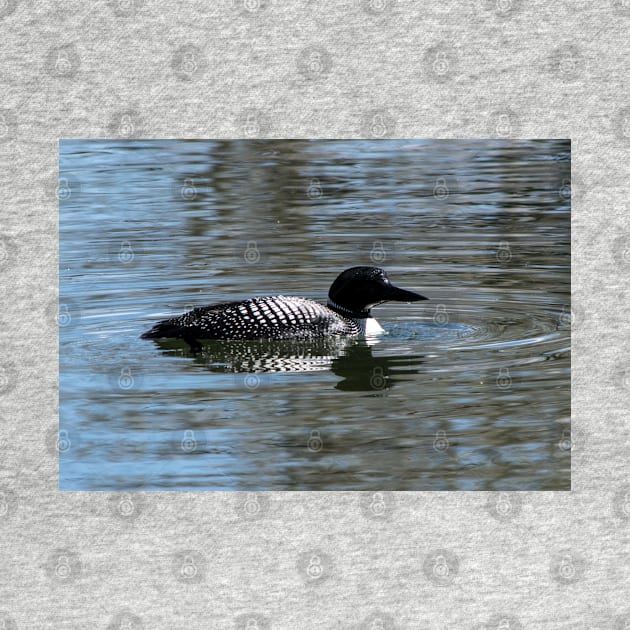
[383,284,428,302]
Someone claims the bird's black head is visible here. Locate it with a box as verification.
[327,266,427,317]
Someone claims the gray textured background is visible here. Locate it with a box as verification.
[0,0,628,628]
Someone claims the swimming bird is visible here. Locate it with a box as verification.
[141,266,427,350]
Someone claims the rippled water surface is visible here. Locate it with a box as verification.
[60,139,571,490]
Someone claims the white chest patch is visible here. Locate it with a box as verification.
[359,317,385,336]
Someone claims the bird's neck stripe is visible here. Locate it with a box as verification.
[327,299,370,319]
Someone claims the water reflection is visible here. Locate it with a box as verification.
[331,340,414,392]
[152,337,352,374]
[147,336,425,393]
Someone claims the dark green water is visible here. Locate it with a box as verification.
[59,139,570,490]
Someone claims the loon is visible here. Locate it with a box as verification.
[141,266,427,350]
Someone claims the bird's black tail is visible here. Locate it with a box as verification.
[140,321,180,340]
[140,320,202,352]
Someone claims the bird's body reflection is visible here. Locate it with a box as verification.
[151,336,424,392]
[153,336,370,373]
